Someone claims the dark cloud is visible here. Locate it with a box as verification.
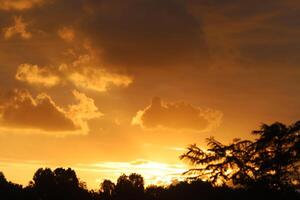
[0,89,102,134]
[0,0,208,69]
[188,0,300,68]
[79,0,209,68]
[132,97,223,132]
[0,89,77,131]
[2,0,299,72]
[0,0,299,134]
[239,42,300,67]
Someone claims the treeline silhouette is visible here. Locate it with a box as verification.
[0,121,299,200]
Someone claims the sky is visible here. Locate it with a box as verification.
[0,0,300,189]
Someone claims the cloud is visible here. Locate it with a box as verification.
[0,89,77,132]
[15,54,133,92]
[67,90,103,132]
[68,68,132,92]
[65,55,133,92]
[132,97,223,132]
[0,0,209,70]
[0,89,102,135]
[130,159,149,165]
[186,0,300,68]
[15,64,60,87]
[78,0,209,68]
[0,0,44,11]
[3,16,32,40]
[58,26,75,43]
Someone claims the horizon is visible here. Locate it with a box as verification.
[0,158,188,189]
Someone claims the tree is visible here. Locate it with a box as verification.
[181,121,300,191]
[100,179,115,198]
[129,173,144,191]
[32,168,56,197]
[0,172,7,185]
[54,168,79,188]
[252,122,300,190]
[0,172,24,199]
[31,168,87,200]
[180,138,255,187]
[114,173,145,200]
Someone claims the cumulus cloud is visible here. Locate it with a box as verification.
[0,0,44,10]
[3,16,32,40]
[15,64,60,87]
[68,68,132,92]
[15,54,133,92]
[67,90,103,132]
[0,89,102,135]
[65,55,133,92]
[0,89,77,132]
[132,97,223,132]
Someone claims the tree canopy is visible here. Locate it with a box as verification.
[181,121,300,191]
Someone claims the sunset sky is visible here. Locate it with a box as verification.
[0,0,300,189]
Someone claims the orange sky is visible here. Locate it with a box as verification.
[0,0,300,189]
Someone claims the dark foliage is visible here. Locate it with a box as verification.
[1,169,299,200]
[180,121,300,192]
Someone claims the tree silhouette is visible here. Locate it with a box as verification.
[252,122,300,191]
[181,121,300,192]
[0,172,7,185]
[0,172,23,199]
[180,137,255,186]
[114,173,145,200]
[0,167,299,200]
[31,167,90,200]
[128,173,145,191]
[100,179,115,200]
[32,168,56,199]
[54,168,79,189]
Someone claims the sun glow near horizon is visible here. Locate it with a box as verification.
[0,158,188,189]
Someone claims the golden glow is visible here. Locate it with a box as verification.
[16,64,60,87]
[0,0,43,11]
[68,68,132,92]
[0,159,187,189]
[0,0,298,191]
[4,16,31,39]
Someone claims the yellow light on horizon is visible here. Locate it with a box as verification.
[0,159,188,189]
